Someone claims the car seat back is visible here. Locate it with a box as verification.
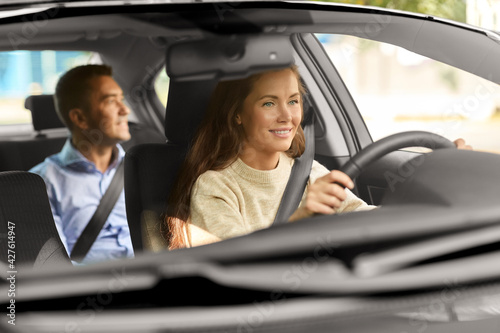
[124,78,218,253]
[124,143,186,251]
[0,171,71,269]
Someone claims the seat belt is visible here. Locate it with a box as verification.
[70,160,125,262]
[272,105,315,225]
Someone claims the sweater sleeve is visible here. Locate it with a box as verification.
[189,171,248,240]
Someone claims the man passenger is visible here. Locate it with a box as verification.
[30,65,133,264]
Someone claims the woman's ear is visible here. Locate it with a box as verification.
[235,114,242,125]
[69,108,89,130]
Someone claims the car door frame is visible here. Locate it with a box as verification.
[292,32,424,205]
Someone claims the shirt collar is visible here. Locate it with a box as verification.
[59,138,125,171]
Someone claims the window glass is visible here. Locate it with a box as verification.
[318,34,500,153]
[154,66,170,107]
[0,50,94,126]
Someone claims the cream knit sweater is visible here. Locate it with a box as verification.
[184,153,373,247]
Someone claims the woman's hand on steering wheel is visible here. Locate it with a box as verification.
[289,170,354,221]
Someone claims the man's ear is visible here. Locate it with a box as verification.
[68,108,89,130]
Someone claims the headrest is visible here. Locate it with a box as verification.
[24,95,65,131]
[164,35,293,145]
[164,79,218,145]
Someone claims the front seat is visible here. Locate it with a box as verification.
[0,171,71,270]
[124,79,218,253]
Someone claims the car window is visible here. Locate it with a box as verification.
[154,66,170,108]
[318,34,500,154]
[0,50,96,132]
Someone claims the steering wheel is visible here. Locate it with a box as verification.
[339,131,456,181]
[274,131,455,224]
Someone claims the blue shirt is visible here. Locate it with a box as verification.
[30,139,134,264]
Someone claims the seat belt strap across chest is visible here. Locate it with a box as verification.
[70,160,125,262]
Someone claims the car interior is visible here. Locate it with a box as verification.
[1,1,500,332]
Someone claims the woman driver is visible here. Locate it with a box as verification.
[164,65,375,249]
[163,65,470,249]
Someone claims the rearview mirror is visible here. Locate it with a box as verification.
[166,35,293,81]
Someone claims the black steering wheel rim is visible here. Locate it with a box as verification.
[339,131,456,180]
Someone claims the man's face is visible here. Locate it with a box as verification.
[83,76,131,146]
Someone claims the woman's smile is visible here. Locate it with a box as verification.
[269,128,294,138]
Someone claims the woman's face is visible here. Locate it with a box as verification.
[237,68,302,169]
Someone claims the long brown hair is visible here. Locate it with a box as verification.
[165,66,306,249]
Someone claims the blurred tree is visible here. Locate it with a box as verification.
[319,0,466,22]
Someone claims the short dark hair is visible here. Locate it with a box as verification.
[54,64,113,130]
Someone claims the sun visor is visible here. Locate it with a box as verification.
[166,35,294,81]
